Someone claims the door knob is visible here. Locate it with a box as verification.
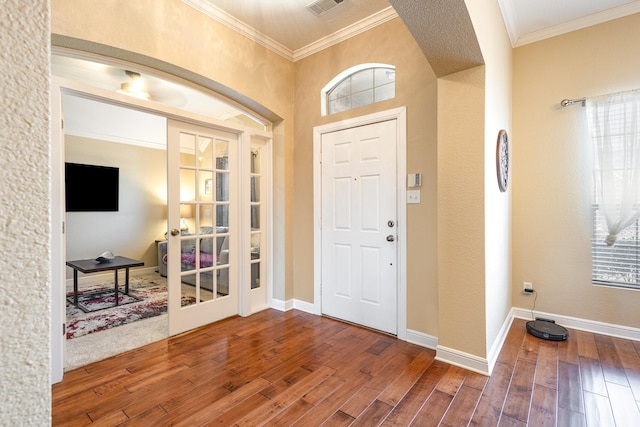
[170,229,180,236]
[386,235,395,242]
[387,220,395,227]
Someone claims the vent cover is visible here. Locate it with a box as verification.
[306,0,344,15]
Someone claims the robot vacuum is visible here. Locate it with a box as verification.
[526,318,568,341]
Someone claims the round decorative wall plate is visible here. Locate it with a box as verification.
[496,129,509,192]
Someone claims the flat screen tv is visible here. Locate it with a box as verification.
[65,163,119,212]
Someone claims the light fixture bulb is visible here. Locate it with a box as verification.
[117,70,150,100]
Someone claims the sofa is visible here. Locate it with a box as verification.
[158,226,229,295]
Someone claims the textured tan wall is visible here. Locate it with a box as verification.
[293,17,439,336]
[65,136,167,277]
[0,1,51,424]
[513,13,640,328]
[51,0,295,300]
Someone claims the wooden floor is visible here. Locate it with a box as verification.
[52,310,640,426]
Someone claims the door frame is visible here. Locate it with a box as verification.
[51,76,273,382]
[313,107,407,340]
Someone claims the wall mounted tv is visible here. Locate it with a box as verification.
[65,163,119,212]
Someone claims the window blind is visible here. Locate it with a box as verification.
[592,204,640,289]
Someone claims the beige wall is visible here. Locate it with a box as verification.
[65,136,167,278]
[293,17,439,336]
[51,0,295,300]
[513,13,640,328]
[0,1,51,424]
[466,0,513,356]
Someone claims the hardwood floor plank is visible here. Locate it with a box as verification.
[51,310,640,427]
[557,407,586,427]
[558,360,584,414]
[535,342,558,390]
[381,359,449,427]
[528,384,556,426]
[583,391,615,427]
[558,328,579,364]
[470,362,514,426]
[377,350,434,406]
[594,334,630,386]
[350,399,394,426]
[576,330,599,359]
[410,389,453,427]
[501,360,536,423]
[579,356,608,396]
[606,381,640,426]
[440,384,482,426]
[496,318,527,367]
[233,365,336,426]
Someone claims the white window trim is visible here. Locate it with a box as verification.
[320,63,395,116]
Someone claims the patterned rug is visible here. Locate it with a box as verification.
[66,276,195,340]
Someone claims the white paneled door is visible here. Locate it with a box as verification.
[321,119,398,335]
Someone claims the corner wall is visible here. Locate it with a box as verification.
[293,17,439,337]
[0,1,51,424]
[513,13,640,328]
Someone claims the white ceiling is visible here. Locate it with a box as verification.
[186,0,640,58]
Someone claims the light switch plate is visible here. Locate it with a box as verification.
[407,190,420,204]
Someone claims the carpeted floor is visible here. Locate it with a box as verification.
[66,275,186,339]
[64,273,211,370]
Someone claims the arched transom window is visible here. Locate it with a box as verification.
[322,63,396,116]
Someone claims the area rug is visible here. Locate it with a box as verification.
[66,276,195,340]
[67,288,142,313]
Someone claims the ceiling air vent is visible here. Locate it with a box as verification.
[306,0,344,16]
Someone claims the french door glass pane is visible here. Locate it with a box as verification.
[198,136,213,169]
[251,176,260,203]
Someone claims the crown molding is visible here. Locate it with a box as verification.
[182,0,398,62]
[513,0,640,47]
[293,7,399,62]
[181,0,294,60]
[496,0,519,47]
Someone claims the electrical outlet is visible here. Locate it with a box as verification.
[523,282,533,293]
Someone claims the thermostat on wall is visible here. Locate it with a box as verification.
[407,173,422,188]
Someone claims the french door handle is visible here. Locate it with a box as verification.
[386,235,395,242]
[170,229,180,236]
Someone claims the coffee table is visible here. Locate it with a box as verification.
[66,256,144,312]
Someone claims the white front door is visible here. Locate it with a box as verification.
[167,120,238,335]
[321,119,398,335]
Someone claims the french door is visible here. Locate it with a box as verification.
[167,119,238,335]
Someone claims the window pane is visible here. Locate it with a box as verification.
[180,169,196,202]
[351,69,373,93]
[216,140,229,170]
[329,97,350,114]
[352,89,374,109]
[251,176,260,203]
[180,133,196,167]
[375,67,395,86]
[200,171,213,202]
[198,136,213,170]
[375,83,395,102]
[216,172,229,201]
[217,204,229,228]
[330,78,351,101]
[251,148,261,173]
[251,205,260,229]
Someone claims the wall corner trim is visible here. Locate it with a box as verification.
[406,329,438,350]
[435,346,490,376]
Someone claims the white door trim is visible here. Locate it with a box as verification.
[313,107,407,340]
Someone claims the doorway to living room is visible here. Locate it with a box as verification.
[52,52,274,375]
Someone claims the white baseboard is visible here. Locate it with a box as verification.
[293,299,318,314]
[435,345,490,376]
[65,266,158,289]
[406,329,438,350]
[270,298,294,312]
[511,306,640,342]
